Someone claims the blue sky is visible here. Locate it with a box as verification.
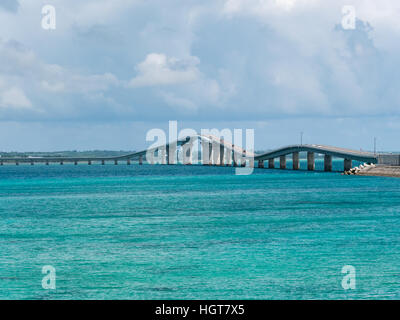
[0,0,399,151]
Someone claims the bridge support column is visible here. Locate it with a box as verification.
[30,162,34,166]
[16,162,19,166]
[0,161,3,166]
[344,158,352,171]
[187,148,192,165]
[307,152,315,171]
[233,155,238,167]
[60,161,63,165]
[46,161,49,165]
[127,159,131,165]
[88,160,92,165]
[208,143,213,165]
[268,159,274,169]
[293,152,299,170]
[324,155,332,171]
[249,154,254,168]
[225,147,232,166]
[280,155,286,169]
[201,141,209,165]
[241,151,246,167]
[101,160,105,165]
[232,145,238,167]
[139,156,143,165]
[182,144,192,165]
[212,142,220,166]
[114,160,118,165]
[167,144,177,165]
[74,161,78,165]
[166,146,170,165]
[200,142,206,165]
[233,156,238,167]
[219,144,224,166]
[258,160,264,168]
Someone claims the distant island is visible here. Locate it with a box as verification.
[0,150,136,158]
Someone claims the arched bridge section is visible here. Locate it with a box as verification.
[254,144,377,171]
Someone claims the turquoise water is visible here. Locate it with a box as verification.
[1,160,400,300]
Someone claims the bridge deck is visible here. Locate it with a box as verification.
[0,137,378,164]
[254,144,377,163]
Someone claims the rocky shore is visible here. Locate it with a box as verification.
[344,163,400,178]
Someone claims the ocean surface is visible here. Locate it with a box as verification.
[0,159,399,300]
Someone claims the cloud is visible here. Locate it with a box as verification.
[0,38,120,118]
[1,0,400,122]
[128,53,201,87]
[0,0,19,13]
[160,91,197,112]
[0,86,31,109]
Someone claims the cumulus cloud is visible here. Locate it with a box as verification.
[1,0,400,122]
[128,53,201,87]
[0,39,120,117]
[0,86,31,109]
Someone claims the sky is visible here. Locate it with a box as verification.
[0,0,400,151]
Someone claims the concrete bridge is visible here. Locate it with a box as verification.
[254,144,377,171]
[1,134,391,171]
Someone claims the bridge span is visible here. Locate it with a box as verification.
[0,134,385,172]
[254,144,377,171]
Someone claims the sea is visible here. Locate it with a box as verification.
[0,159,399,299]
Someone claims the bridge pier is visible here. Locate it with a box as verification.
[46,161,49,165]
[258,160,264,168]
[165,146,170,165]
[201,141,209,165]
[307,152,315,171]
[219,144,225,166]
[159,148,165,165]
[293,152,299,170]
[324,155,332,171]
[167,145,176,165]
[268,159,274,169]
[127,159,131,165]
[212,142,219,166]
[16,162,19,166]
[183,144,192,165]
[30,161,34,166]
[74,161,78,165]
[208,143,213,165]
[232,146,238,167]
[60,161,63,165]
[225,147,232,166]
[88,160,92,165]
[114,160,118,165]
[240,151,246,167]
[233,156,238,167]
[101,160,105,165]
[280,155,286,169]
[139,155,143,165]
[344,158,352,171]
[249,155,254,168]
[0,161,3,166]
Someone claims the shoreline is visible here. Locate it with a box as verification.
[347,165,400,178]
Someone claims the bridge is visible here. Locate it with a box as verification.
[0,134,390,171]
